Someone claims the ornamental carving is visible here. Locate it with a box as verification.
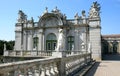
[89,1,101,18]
[18,10,27,23]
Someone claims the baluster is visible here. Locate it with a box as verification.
[33,66,40,76]
[34,69,40,76]
[45,64,51,76]
[41,51,43,56]
[66,63,70,75]
[49,63,55,76]
[4,72,13,76]
[14,70,20,76]
[40,65,46,76]
[27,68,33,76]
[23,68,28,76]
[53,62,59,76]
[17,69,24,76]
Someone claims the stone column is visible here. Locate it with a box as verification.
[82,31,87,51]
[38,29,44,51]
[38,33,42,51]
[109,42,113,53]
[23,31,27,51]
[74,29,80,51]
[27,31,33,51]
[42,33,45,50]
[118,41,120,54]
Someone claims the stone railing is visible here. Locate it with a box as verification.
[67,18,88,25]
[4,50,53,57]
[0,52,91,76]
[4,50,87,57]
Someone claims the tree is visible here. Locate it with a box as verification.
[0,40,15,55]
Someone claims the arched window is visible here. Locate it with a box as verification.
[33,37,39,49]
[46,33,57,50]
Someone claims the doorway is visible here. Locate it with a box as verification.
[46,33,57,50]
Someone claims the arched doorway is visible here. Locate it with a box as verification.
[46,33,57,50]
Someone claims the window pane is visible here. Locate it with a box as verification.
[67,36,74,50]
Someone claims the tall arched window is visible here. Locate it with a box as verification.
[46,33,57,50]
[67,36,74,50]
[33,37,39,49]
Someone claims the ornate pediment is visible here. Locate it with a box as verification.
[39,13,63,27]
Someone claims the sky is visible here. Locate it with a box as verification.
[0,0,120,41]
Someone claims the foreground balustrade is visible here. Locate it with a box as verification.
[0,57,59,76]
[0,52,91,76]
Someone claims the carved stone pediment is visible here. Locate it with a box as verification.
[39,13,63,27]
[42,17,59,27]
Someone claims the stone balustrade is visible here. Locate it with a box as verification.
[67,18,88,25]
[0,57,59,76]
[4,50,87,57]
[0,52,91,76]
[4,50,53,57]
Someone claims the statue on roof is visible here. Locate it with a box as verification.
[74,13,79,19]
[52,6,60,13]
[29,17,34,23]
[18,10,27,23]
[89,1,101,18]
[44,7,48,14]
[81,10,86,18]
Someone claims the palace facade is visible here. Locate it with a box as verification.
[14,2,101,60]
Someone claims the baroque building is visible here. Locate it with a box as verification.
[14,2,101,60]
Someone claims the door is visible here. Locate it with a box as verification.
[46,33,57,51]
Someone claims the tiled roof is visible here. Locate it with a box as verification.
[102,34,120,38]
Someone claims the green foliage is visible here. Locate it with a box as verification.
[6,41,15,50]
[0,40,15,55]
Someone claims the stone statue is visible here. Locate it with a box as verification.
[18,10,27,23]
[92,1,100,11]
[29,17,34,23]
[4,43,6,51]
[52,6,60,13]
[74,13,79,19]
[63,14,67,19]
[56,28,65,51]
[81,10,86,18]
[89,1,101,18]
[44,7,48,14]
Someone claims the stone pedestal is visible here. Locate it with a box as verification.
[4,51,8,56]
[52,52,66,57]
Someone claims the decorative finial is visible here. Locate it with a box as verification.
[81,10,86,18]
[74,12,79,19]
[31,17,34,22]
[52,6,60,13]
[43,7,48,14]
[63,14,67,19]
[18,10,27,23]
[89,1,101,18]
